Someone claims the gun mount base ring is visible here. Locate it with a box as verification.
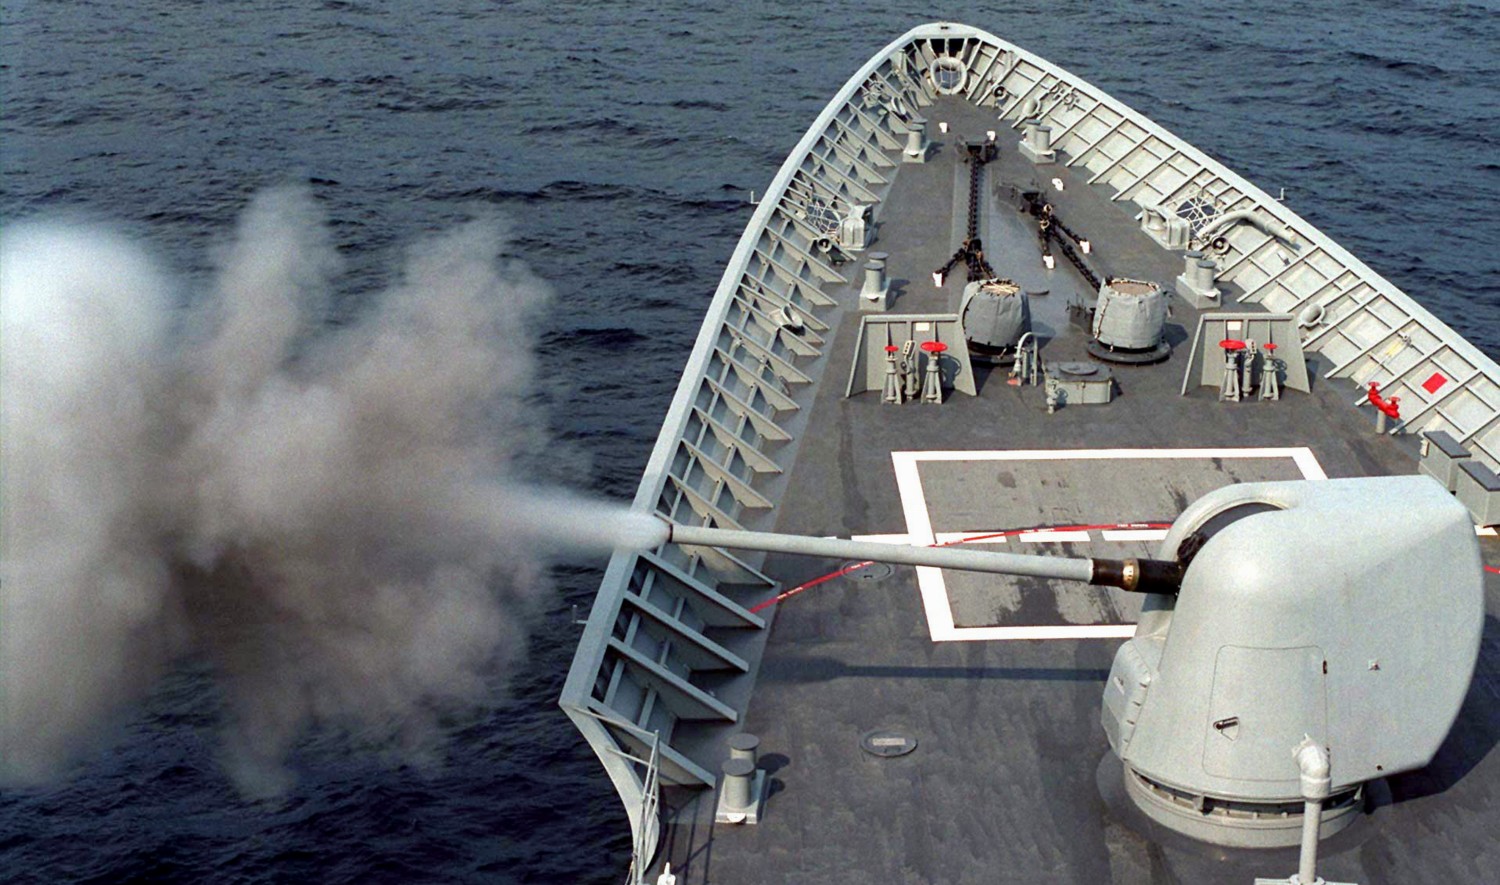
[1121,766,1362,848]
[1086,339,1172,365]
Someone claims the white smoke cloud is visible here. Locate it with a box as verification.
[1,223,182,785]
[0,186,665,794]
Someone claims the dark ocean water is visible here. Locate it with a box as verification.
[1,1,1496,882]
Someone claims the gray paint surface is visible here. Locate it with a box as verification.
[650,89,1500,885]
[552,24,1500,884]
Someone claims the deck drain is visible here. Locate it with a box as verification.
[846,561,894,582]
[861,729,917,758]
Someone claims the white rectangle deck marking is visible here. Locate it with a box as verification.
[1018,529,1092,542]
[1290,448,1328,481]
[915,566,956,635]
[950,624,1140,640]
[933,531,1011,545]
[890,447,1327,642]
[1101,529,1170,542]
[874,530,1170,545]
[893,446,1328,465]
[844,533,912,545]
[892,453,935,544]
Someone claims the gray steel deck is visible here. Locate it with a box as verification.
[653,95,1500,884]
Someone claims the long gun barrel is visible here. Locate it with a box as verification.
[665,522,1184,594]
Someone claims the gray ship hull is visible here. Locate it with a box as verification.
[563,22,1500,883]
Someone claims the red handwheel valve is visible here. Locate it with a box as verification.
[1367,382,1400,432]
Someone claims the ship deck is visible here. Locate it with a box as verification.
[655,96,1500,884]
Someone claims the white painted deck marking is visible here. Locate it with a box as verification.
[866,529,1176,545]
[952,624,1140,640]
[1017,529,1092,542]
[933,531,1013,545]
[837,533,911,545]
[1101,529,1170,542]
[896,446,1331,471]
[888,447,1327,642]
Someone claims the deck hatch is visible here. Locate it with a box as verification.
[1203,646,1327,781]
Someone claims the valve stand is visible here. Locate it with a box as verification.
[920,340,948,404]
[1218,339,1247,402]
[1367,382,1401,433]
[1260,342,1281,401]
[882,345,903,404]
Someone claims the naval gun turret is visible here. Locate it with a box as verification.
[661,475,1483,849]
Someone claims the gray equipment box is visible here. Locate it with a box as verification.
[1455,459,1500,526]
[1045,362,1114,406]
[1419,430,1472,492]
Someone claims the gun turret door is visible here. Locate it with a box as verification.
[1203,645,1327,781]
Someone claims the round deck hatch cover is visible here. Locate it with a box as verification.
[846,561,895,582]
[1057,361,1098,376]
[861,729,917,758]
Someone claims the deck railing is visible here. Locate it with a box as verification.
[561,23,1500,876]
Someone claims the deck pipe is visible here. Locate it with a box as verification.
[903,119,928,160]
[1026,121,1053,156]
[1183,250,1217,292]
[721,757,755,812]
[728,733,760,765]
[1293,738,1332,884]
[1196,209,1300,249]
[664,523,1183,594]
[861,252,888,297]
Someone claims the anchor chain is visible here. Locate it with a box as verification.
[1022,191,1101,291]
[934,141,999,284]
